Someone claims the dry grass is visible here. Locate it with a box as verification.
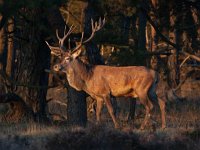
[0,98,199,150]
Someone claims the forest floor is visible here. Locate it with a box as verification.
[0,99,200,150]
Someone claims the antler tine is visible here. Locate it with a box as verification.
[71,32,84,53]
[55,25,75,50]
[91,19,94,31]
[101,17,105,25]
[45,41,62,57]
[82,17,105,44]
[60,25,75,46]
[56,29,62,41]
[45,41,59,50]
[80,31,84,43]
[68,38,71,49]
[64,25,75,38]
[64,25,67,35]
[67,17,105,53]
[45,41,50,46]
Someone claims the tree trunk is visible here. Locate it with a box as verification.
[12,9,50,122]
[0,15,6,71]
[137,0,148,66]
[47,7,87,127]
[6,18,14,77]
[84,1,104,65]
[150,0,159,51]
[67,87,87,127]
[0,14,6,95]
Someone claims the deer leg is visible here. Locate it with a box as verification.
[96,99,104,123]
[104,96,119,128]
[158,98,166,129]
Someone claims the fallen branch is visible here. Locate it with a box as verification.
[181,51,200,62]
[180,56,190,68]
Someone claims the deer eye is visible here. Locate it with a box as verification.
[64,57,70,62]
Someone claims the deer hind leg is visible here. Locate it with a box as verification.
[148,88,166,129]
[103,96,119,128]
[158,97,166,129]
[139,95,153,130]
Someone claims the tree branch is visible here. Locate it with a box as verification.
[142,8,178,50]
[181,51,200,62]
[0,15,7,30]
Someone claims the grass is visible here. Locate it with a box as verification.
[0,99,200,150]
[0,123,199,150]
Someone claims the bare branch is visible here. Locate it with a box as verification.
[181,51,200,62]
[180,56,190,68]
[143,8,178,50]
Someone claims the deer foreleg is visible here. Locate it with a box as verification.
[104,96,119,128]
[96,99,104,123]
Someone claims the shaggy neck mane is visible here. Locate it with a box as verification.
[73,58,94,81]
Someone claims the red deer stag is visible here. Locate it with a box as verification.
[46,18,166,129]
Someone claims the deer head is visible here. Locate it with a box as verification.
[53,48,82,72]
[46,17,105,72]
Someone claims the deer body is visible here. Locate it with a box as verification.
[65,59,156,99]
[55,56,166,129]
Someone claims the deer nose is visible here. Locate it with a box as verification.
[53,64,62,71]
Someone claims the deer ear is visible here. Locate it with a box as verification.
[72,48,82,59]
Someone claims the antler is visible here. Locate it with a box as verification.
[46,24,75,57]
[56,25,76,50]
[45,41,63,57]
[83,17,105,44]
[46,17,105,56]
[70,17,105,53]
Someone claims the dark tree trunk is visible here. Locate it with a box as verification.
[137,0,148,66]
[84,1,104,65]
[0,15,6,71]
[138,3,147,51]
[47,7,87,127]
[12,9,50,122]
[0,15,6,95]
[121,16,131,44]
[67,88,87,127]
[6,18,14,77]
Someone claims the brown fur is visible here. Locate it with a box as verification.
[54,50,166,129]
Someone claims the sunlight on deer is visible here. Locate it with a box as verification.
[46,18,166,130]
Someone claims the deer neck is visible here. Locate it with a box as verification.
[66,59,92,91]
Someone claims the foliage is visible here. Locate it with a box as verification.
[0,0,66,25]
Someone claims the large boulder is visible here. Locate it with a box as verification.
[46,86,68,121]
